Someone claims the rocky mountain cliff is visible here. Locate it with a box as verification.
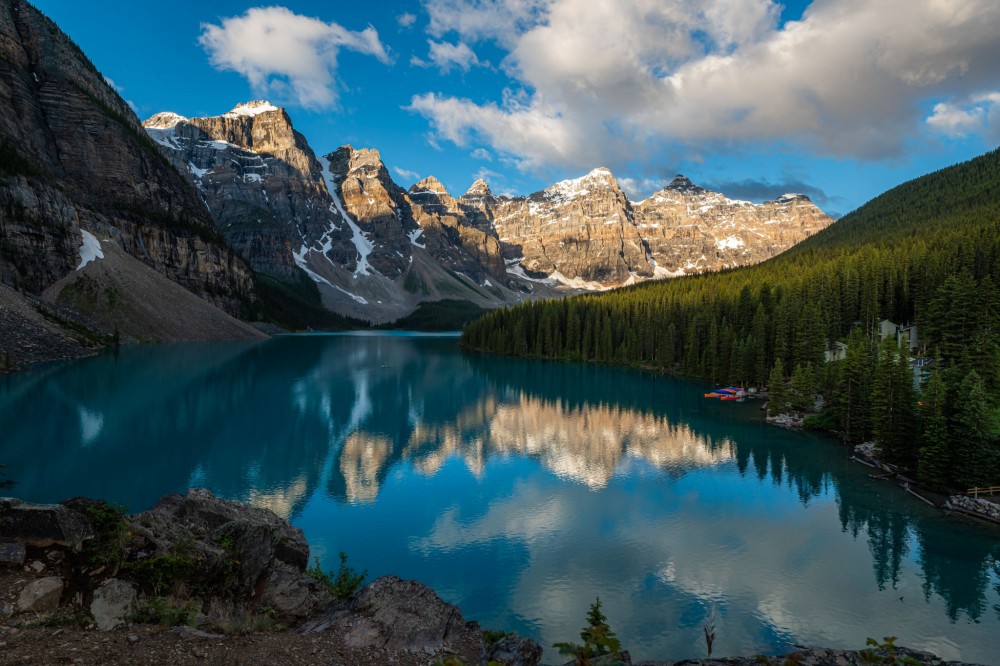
[0,0,258,350]
[458,170,833,288]
[143,95,832,322]
[144,108,523,322]
[634,175,832,276]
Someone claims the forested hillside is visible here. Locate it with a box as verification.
[462,148,1000,490]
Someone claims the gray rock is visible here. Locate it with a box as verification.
[486,633,544,666]
[0,541,26,567]
[0,498,94,549]
[172,626,224,640]
[259,561,333,619]
[299,575,483,662]
[101,488,337,628]
[17,576,63,613]
[0,602,13,618]
[90,578,137,631]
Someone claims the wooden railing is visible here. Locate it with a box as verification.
[967,486,1000,499]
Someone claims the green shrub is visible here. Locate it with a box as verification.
[306,552,367,602]
[83,502,129,568]
[127,552,197,596]
[129,597,198,627]
[482,628,510,645]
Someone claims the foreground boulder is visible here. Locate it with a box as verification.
[0,489,332,629]
[0,497,94,549]
[16,576,63,613]
[301,575,542,665]
[127,488,327,616]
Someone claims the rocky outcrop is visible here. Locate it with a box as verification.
[634,645,984,665]
[0,497,94,549]
[0,489,543,665]
[0,0,255,312]
[301,575,483,658]
[946,495,1000,524]
[0,490,332,627]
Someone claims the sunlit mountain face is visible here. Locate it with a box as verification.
[2,333,998,662]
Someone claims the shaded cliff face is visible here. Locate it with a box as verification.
[144,103,358,281]
[407,176,507,283]
[0,0,254,313]
[324,145,416,279]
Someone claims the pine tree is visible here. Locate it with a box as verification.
[838,328,876,443]
[951,370,999,489]
[790,362,818,412]
[553,597,621,664]
[767,358,788,417]
[917,370,952,492]
[872,337,917,464]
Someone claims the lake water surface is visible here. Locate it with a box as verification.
[1,333,998,663]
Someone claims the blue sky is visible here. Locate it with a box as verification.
[34,0,1000,218]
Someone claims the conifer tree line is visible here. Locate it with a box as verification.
[462,148,1000,492]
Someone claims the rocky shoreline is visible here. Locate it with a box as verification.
[0,490,986,665]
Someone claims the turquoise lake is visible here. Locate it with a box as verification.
[1,332,998,663]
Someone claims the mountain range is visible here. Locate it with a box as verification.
[140,100,832,322]
[0,0,832,366]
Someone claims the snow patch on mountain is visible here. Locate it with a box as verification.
[544,167,618,203]
[76,230,104,270]
[716,236,745,250]
[318,155,373,277]
[223,101,279,118]
[408,228,426,248]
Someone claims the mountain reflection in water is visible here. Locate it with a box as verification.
[1,333,998,663]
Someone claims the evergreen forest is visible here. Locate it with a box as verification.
[462,148,1000,492]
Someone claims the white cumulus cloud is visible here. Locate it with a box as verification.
[425,40,481,73]
[394,166,422,183]
[927,91,1000,140]
[397,12,418,29]
[200,7,391,110]
[412,0,1000,171]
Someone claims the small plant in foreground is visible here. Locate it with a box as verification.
[860,636,922,665]
[83,502,129,569]
[482,628,510,645]
[703,604,717,657]
[306,551,367,602]
[32,607,90,629]
[553,596,624,665]
[129,597,198,627]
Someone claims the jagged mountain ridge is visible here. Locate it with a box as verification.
[456,170,833,287]
[142,100,832,320]
[144,106,528,322]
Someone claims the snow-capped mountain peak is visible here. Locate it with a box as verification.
[222,100,280,119]
[143,112,187,129]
